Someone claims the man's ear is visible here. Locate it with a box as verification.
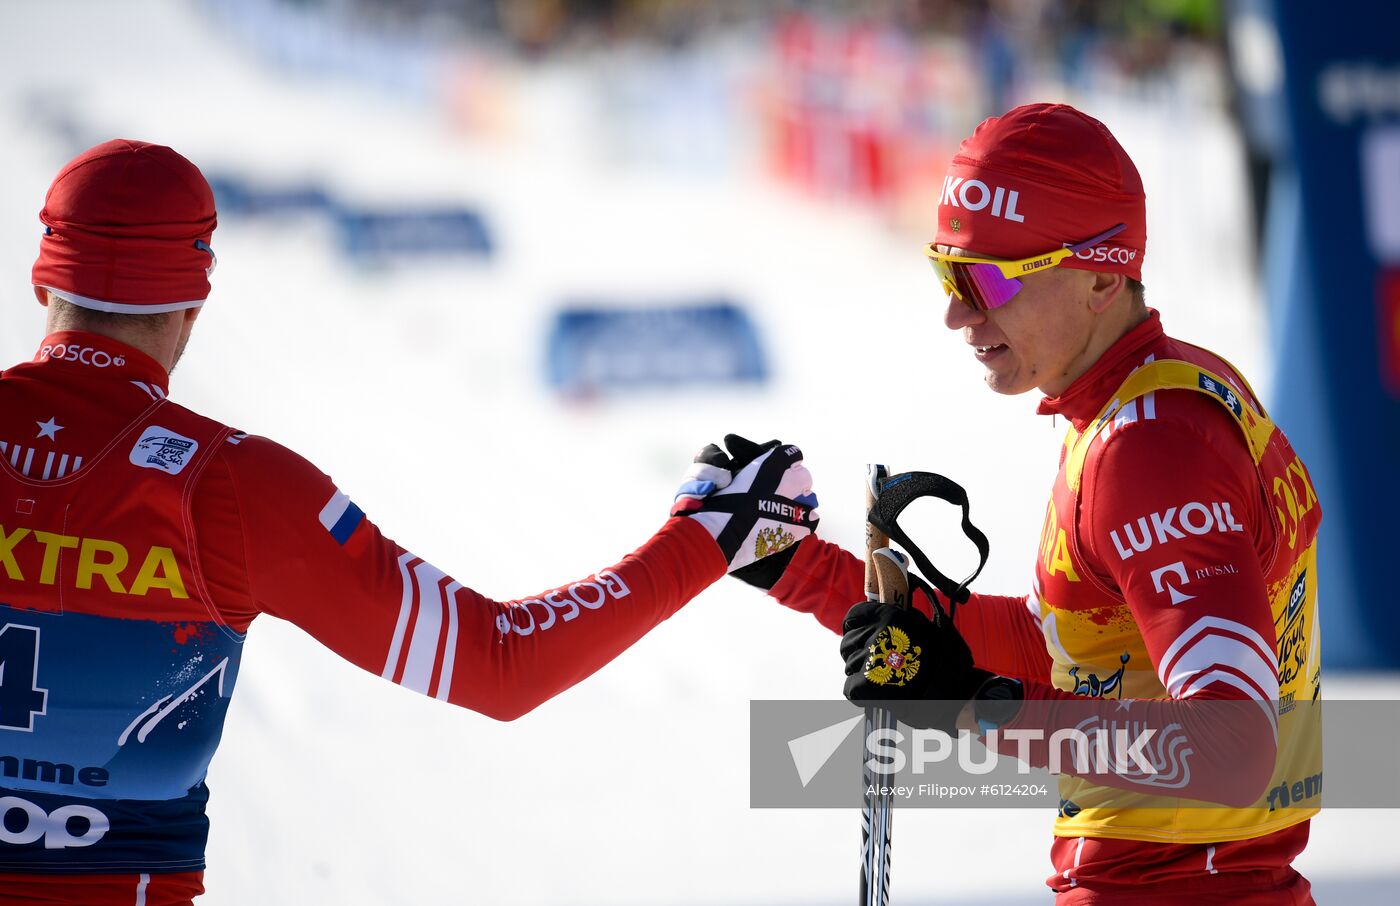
[1087,270,1126,314]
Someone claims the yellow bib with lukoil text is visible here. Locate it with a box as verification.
[1038,359,1322,844]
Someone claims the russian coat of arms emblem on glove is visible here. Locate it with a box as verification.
[864,627,921,686]
[754,526,795,559]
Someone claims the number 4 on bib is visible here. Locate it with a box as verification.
[0,624,49,732]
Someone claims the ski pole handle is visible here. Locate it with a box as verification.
[864,464,889,601]
[865,464,908,608]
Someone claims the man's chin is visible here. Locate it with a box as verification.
[982,369,1032,396]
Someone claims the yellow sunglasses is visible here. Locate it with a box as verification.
[923,223,1128,311]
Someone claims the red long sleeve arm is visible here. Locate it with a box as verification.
[767,537,1051,681]
[765,536,864,634]
[952,592,1054,684]
[192,436,726,720]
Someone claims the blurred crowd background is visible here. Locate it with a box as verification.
[205,0,1238,232]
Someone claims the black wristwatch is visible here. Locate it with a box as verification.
[973,675,1024,734]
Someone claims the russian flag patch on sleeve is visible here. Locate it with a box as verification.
[318,489,365,545]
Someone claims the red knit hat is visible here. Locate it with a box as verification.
[32,139,218,313]
[934,103,1146,282]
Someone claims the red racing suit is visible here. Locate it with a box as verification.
[770,311,1322,905]
[0,330,724,905]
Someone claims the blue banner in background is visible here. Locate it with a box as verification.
[335,208,494,261]
[205,173,494,263]
[546,301,768,396]
[207,174,333,218]
[205,173,493,263]
[1241,0,1400,668]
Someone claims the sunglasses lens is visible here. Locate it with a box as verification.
[929,257,982,310]
[928,257,1023,311]
[959,261,1022,310]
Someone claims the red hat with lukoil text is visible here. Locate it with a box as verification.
[934,103,1146,282]
[32,139,218,313]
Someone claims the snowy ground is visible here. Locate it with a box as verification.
[0,2,1395,903]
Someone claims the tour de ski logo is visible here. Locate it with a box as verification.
[129,426,199,475]
[864,626,922,687]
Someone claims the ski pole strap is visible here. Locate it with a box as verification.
[867,470,989,613]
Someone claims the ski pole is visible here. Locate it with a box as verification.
[859,464,910,906]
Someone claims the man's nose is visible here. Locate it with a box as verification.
[943,293,987,330]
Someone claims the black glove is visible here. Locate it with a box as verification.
[841,578,994,734]
[670,434,819,588]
